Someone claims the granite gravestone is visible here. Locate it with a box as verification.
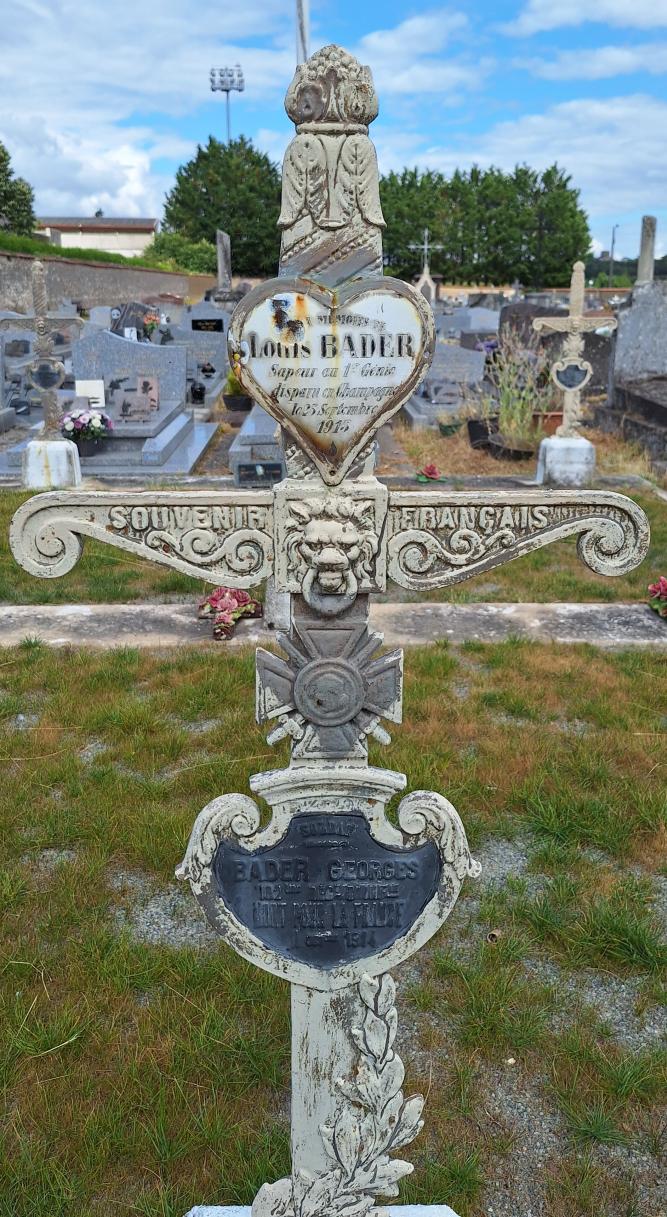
[403,342,485,428]
[217,230,232,294]
[70,328,216,473]
[8,46,651,1217]
[228,404,286,487]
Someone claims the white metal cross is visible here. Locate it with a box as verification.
[533,260,617,436]
[408,227,443,276]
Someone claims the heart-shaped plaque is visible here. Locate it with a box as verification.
[552,358,592,393]
[228,276,435,484]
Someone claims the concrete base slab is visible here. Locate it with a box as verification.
[0,601,664,650]
[184,1207,459,1217]
[536,435,595,487]
[22,439,81,489]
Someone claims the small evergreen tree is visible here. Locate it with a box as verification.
[163,136,281,276]
[0,142,35,235]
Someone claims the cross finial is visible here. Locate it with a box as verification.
[532,260,617,437]
[408,226,443,276]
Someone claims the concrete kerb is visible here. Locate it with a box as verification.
[0,601,664,650]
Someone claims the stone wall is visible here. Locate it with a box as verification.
[0,251,194,311]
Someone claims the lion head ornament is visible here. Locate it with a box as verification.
[284,497,379,615]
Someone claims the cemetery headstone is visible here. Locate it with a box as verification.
[8,46,651,1217]
[70,328,216,473]
[216,230,232,293]
[403,342,485,428]
[606,220,667,462]
[636,214,656,285]
[111,301,160,340]
[533,261,617,486]
[0,338,12,432]
[228,404,286,486]
[169,300,230,412]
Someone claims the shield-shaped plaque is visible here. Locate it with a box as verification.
[213,813,440,969]
[28,359,65,392]
[552,358,592,393]
[228,276,435,485]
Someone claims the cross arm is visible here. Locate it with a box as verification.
[532,316,610,336]
[9,487,649,599]
[385,489,649,590]
[9,490,275,585]
[0,317,84,334]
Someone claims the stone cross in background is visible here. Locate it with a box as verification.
[409,228,442,276]
[0,260,83,438]
[0,260,84,489]
[533,260,615,438]
[532,261,617,488]
[9,46,650,1217]
[409,228,442,303]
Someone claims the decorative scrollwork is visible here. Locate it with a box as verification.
[9,492,274,586]
[252,973,422,1217]
[398,790,481,883]
[176,794,260,886]
[386,492,650,590]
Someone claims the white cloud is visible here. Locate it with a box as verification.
[357,11,467,62]
[502,0,667,36]
[392,93,667,225]
[518,42,667,79]
[0,0,295,216]
[354,12,492,97]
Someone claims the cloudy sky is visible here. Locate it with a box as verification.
[1,0,666,258]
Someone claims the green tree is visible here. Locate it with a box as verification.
[379,168,447,280]
[142,232,217,274]
[525,164,590,288]
[163,136,281,276]
[379,161,590,287]
[0,142,35,235]
[594,270,633,288]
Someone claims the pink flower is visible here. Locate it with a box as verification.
[422,463,441,480]
[233,590,251,607]
[648,576,667,600]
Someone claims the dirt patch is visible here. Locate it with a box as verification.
[108,867,217,948]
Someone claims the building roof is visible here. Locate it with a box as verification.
[36,217,157,233]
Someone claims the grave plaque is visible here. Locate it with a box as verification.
[192,317,224,332]
[230,277,434,483]
[213,812,440,967]
[8,45,651,1217]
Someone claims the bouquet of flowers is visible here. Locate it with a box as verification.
[198,586,262,640]
[648,576,667,620]
[61,407,114,442]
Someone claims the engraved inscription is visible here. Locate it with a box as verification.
[107,503,271,535]
[213,813,441,968]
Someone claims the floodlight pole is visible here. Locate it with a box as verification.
[210,64,245,144]
[608,223,619,290]
[296,0,309,63]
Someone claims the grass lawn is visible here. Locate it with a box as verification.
[1,481,665,607]
[0,640,665,1216]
